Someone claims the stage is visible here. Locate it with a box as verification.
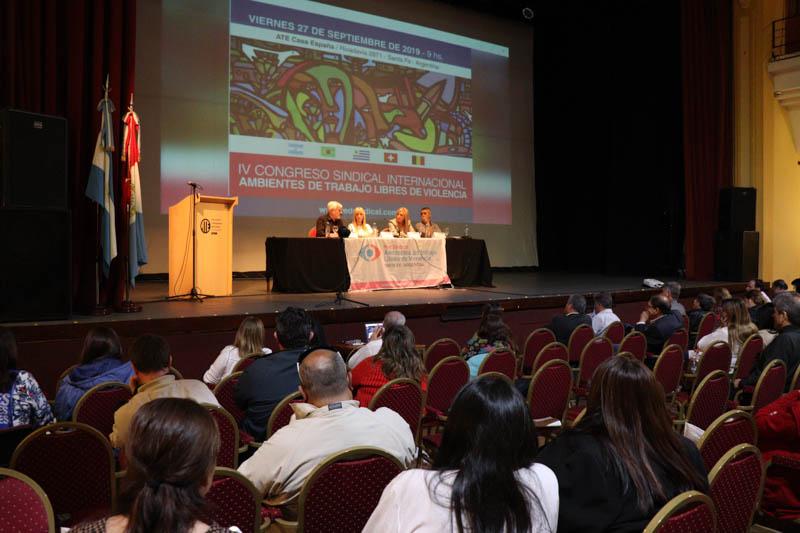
[7,272,743,397]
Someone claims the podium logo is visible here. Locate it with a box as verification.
[359,244,381,262]
[200,219,211,234]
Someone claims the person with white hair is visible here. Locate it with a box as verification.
[315,200,350,238]
[348,311,407,369]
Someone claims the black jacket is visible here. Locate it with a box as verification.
[749,303,775,331]
[235,346,306,440]
[315,215,350,238]
[742,324,800,390]
[634,313,682,355]
[548,313,592,345]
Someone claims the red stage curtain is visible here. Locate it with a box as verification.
[681,0,733,280]
[0,0,137,311]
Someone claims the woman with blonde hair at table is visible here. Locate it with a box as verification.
[387,207,413,237]
[347,206,374,238]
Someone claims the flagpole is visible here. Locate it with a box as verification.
[118,92,142,313]
[90,76,113,316]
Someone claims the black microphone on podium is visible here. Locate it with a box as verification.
[187,181,204,191]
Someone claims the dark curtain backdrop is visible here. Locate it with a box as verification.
[0,0,137,311]
[681,0,733,280]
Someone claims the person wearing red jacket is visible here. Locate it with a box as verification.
[756,390,800,521]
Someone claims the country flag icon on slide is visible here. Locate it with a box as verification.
[353,149,370,161]
[384,152,398,163]
[321,146,336,157]
[412,155,425,165]
[288,143,303,156]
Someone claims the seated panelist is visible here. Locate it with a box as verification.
[386,207,413,237]
[347,207,374,238]
[415,206,442,238]
[315,200,350,238]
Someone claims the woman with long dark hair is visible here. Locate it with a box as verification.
[72,397,228,532]
[351,325,426,406]
[0,326,53,429]
[54,326,134,420]
[537,356,707,532]
[462,304,516,377]
[364,374,558,532]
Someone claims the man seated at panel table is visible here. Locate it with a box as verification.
[315,200,350,238]
[415,206,442,238]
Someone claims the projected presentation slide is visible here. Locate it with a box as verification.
[225,0,512,224]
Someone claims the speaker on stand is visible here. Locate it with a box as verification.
[714,187,759,282]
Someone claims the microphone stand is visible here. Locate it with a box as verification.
[166,182,212,302]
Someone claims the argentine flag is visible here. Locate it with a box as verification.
[122,106,148,285]
[85,95,117,277]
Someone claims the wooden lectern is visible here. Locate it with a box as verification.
[168,195,238,297]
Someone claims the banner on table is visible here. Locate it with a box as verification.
[344,238,450,291]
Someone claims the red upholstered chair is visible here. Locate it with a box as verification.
[11,422,115,527]
[685,370,730,431]
[619,331,647,361]
[602,321,625,345]
[573,337,613,399]
[521,328,556,376]
[527,360,573,423]
[708,444,765,533]
[682,314,690,331]
[696,410,757,471]
[477,348,517,380]
[678,341,731,410]
[53,364,78,398]
[72,381,132,438]
[307,227,317,237]
[205,467,266,533]
[0,467,55,533]
[273,447,404,533]
[0,425,33,467]
[567,324,594,365]
[667,328,689,353]
[424,356,469,424]
[266,390,303,439]
[732,334,762,382]
[214,371,245,422]
[168,366,184,379]
[530,342,568,375]
[735,359,787,413]
[653,344,684,403]
[369,378,424,444]
[422,338,461,372]
[694,313,717,348]
[792,363,800,391]
[231,353,265,373]
[643,491,717,533]
[205,404,241,469]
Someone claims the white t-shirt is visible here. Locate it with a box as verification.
[347,339,382,369]
[202,345,272,385]
[363,465,559,533]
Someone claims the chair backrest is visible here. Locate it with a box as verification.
[695,341,732,391]
[231,353,265,374]
[168,366,184,380]
[695,313,717,347]
[368,378,424,443]
[530,342,568,374]
[567,324,594,363]
[750,359,787,413]
[0,467,55,533]
[708,444,765,533]
[11,422,115,527]
[72,381,133,438]
[422,338,461,372]
[667,328,689,353]
[522,328,556,375]
[732,334,763,380]
[205,404,240,469]
[682,313,690,331]
[0,425,34,467]
[266,390,303,439]
[205,467,262,533]
[792,362,800,391]
[577,337,613,386]
[619,331,647,361]
[602,321,625,344]
[643,490,717,533]
[477,348,517,380]
[53,364,78,398]
[653,344,684,400]
[697,410,757,471]
[214,371,245,423]
[686,370,730,431]
[297,447,404,533]
[527,360,573,422]
[425,356,469,417]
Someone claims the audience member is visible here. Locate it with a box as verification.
[306,314,328,347]
[793,278,800,294]
[773,278,789,296]
[237,348,415,517]
[690,298,758,372]
[745,289,775,331]
[736,292,800,391]
[463,304,516,377]
[235,306,314,441]
[713,287,732,312]
[687,293,715,347]
[73,398,228,533]
[347,311,406,369]
[590,292,620,335]
[537,357,707,532]
[202,317,272,386]
[110,334,218,449]
[547,295,592,346]
[364,375,558,532]
[747,278,772,303]
[55,326,134,420]
[755,390,800,521]
[351,325,426,406]
[661,281,686,318]
[634,295,682,357]
[0,327,53,429]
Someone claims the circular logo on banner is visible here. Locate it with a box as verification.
[200,219,211,234]
[359,244,382,262]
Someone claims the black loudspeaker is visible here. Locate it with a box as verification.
[0,109,68,211]
[0,209,71,321]
[718,187,756,232]
[714,231,759,282]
